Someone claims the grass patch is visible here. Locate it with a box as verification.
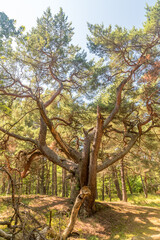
[128,193,160,207]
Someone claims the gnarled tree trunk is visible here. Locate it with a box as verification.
[80,107,103,216]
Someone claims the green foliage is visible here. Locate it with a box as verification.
[144,0,160,35]
[0,12,24,38]
[0,12,24,54]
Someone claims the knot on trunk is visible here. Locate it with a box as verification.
[79,186,91,198]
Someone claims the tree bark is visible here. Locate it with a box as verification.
[52,164,57,196]
[120,159,127,202]
[126,172,133,195]
[85,107,103,215]
[109,178,112,201]
[140,175,148,198]
[36,169,40,194]
[45,161,50,195]
[101,172,105,201]
[1,173,6,194]
[70,173,80,203]
[41,158,46,194]
[62,168,66,197]
[112,166,122,200]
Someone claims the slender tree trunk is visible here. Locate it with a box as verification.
[26,183,28,195]
[45,161,50,195]
[120,159,127,202]
[109,178,112,201]
[65,174,69,197]
[51,163,57,196]
[1,173,6,194]
[36,169,40,194]
[112,166,122,200]
[41,158,46,194]
[101,172,105,201]
[28,175,31,194]
[54,164,57,196]
[6,176,10,195]
[52,163,55,195]
[140,175,148,198]
[126,172,133,195]
[62,168,66,197]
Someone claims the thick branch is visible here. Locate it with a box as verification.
[0,126,37,145]
[44,83,63,108]
[103,65,141,129]
[39,144,78,173]
[38,117,47,146]
[21,151,42,178]
[103,44,157,129]
[37,99,82,163]
[97,134,139,172]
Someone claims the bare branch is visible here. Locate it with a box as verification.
[0,126,38,145]
[39,144,78,173]
[44,84,63,108]
[37,99,82,163]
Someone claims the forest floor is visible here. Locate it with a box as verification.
[0,194,160,240]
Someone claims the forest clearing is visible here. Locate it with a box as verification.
[0,194,160,240]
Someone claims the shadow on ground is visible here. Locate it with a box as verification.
[74,201,160,240]
[1,196,160,240]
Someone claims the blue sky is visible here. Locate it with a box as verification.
[1,0,157,51]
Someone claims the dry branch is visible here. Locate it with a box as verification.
[61,186,91,240]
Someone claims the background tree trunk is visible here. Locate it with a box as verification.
[121,159,127,202]
[52,163,57,196]
[109,178,112,201]
[126,171,133,195]
[101,172,105,201]
[140,175,148,198]
[36,169,40,194]
[62,168,66,197]
[40,158,45,194]
[112,166,122,200]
